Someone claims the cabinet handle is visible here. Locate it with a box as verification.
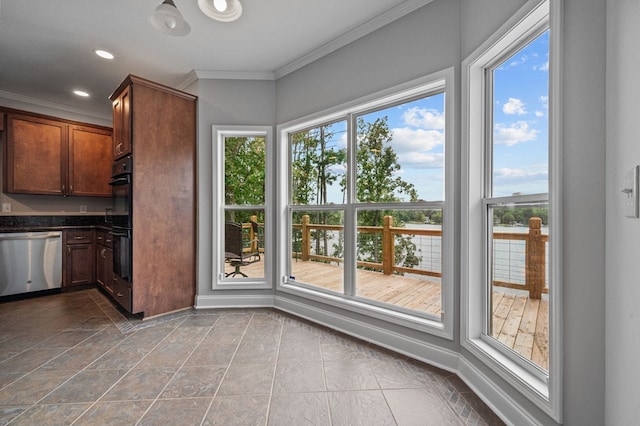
[117,292,124,297]
[106,239,112,243]
[100,248,106,257]
[73,236,87,240]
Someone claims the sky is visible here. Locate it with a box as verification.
[306,30,549,203]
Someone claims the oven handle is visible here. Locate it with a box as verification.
[109,230,129,237]
[108,176,130,186]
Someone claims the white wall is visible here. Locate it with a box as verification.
[606,0,640,424]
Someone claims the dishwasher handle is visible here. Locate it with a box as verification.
[0,233,61,242]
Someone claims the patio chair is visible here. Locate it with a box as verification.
[225,221,260,277]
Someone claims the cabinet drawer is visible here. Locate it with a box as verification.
[113,276,132,312]
[65,229,95,244]
[96,230,113,248]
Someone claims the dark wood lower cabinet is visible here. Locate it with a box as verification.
[96,230,113,294]
[112,276,132,312]
[63,230,95,287]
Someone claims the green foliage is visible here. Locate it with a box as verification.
[290,117,422,271]
[224,137,266,206]
[493,206,548,226]
[291,126,346,205]
[356,116,418,203]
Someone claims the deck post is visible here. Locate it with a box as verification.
[526,217,544,299]
[250,214,259,253]
[382,215,394,275]
[302,214,310,261]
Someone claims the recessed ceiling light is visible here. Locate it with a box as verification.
[94,49,114,60]
[198,0,242,22]
[74,90,90,97]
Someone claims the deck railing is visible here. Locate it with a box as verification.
[292,215,548,299]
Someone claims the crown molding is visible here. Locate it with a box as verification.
[178,69,276,88]
[274,0,434,79]
[181,0,434,85]
[0,89,111,124]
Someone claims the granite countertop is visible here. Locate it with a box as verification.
[0,225,112,233]
[0,216,112,233]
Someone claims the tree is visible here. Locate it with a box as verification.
[224,136,265,223]
[354,116,420,270]
[290,117,422,272]
[291,125,346,257]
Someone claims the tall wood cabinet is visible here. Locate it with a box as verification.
[2,110,111,197]
[109,75,197,318]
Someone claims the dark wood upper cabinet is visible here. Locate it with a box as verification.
[68,125,112,197]
[2,110,112,197]
[4,113,66,195]
[112,85,131,160]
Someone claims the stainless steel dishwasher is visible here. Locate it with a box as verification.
[0,231,62,297]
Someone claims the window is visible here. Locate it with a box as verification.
[213,126,272,289]
[462,0,561,420]
[279,69,454,337]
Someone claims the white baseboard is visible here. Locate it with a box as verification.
[273,295,459,374]
[457,357,541,426]
[195,294,275,309]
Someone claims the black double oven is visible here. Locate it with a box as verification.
[108,156,132,295]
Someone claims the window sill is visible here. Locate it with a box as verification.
[278,281,452,340]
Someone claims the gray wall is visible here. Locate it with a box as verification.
[276,0,459,124]
[276,0,607,424]
[191,78,276,298]
[560,1,606,424]
[606,0,640,424]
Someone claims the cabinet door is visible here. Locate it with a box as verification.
[112,86,131,159]
[96,246,113,293]
[64,244,95,286]
[5,114,66,195]
[68,125,112,197]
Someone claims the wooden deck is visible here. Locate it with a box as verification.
[225,258,548,368]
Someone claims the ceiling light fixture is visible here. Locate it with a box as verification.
[94,49,114,60]
[73,90,90,97]
[198,0,242,22]
[149,0,191,36]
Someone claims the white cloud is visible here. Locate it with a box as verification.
[494,166,547,181]
[494,121,539,146]
[535,111,545,117]
[503,98,527,115]
[492,165,548,196]
[391,127,444,153]
[535,61,549,72]
[398,152,444,169]
[508,55,528,68]
[402,107,445,129]
[539,95,549,110]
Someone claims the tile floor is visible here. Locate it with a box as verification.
[0,289,504,425]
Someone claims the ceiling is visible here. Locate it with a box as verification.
[0,0,431,120]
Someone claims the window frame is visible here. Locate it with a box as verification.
[277,68,455,339]
[461,0,562,421]
[212,125,273,290]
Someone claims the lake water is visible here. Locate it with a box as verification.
[406,223,548,286]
